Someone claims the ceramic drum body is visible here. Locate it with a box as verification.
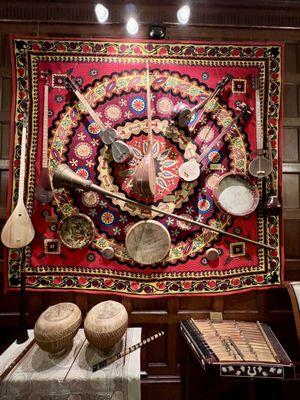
[34,302,82,356]
[84,300,128,352]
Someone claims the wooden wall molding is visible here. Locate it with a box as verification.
[1,1,300,29]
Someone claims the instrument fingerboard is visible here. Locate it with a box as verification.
[254,75,263,150]
[146,62,153,145]
[197,115,238,164]
[18,114,28,201]
[42,83,49,168]
[74,89,106,131]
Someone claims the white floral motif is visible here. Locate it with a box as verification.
[166,217,174,226]
[89,209,97,217]
[91,138,99,147]
[99,200,107,209]
[156,97,173,115]
[171,229,180,237]
[86,160,94,168]
[186,206,194,215]
[124,111,132,119]
[119,215,128,224]
[113,227,121,235]
[78,132,86,141]
[196,215,203,222]
[119,99,127,106]
[70,159,78,167]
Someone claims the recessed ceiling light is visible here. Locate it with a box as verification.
[126,17,139,35]
[177,5,190,25]
[95,3,109,23]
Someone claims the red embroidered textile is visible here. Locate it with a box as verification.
[6,37,284,296]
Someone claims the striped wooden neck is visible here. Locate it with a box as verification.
[146,63,153,147]
[255,85,263,151]
[42,83,49,169]
[18,114,28,202]
[197,113,240,165]
[73,88,106,131]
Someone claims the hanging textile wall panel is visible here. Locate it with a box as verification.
[6,37,283,296]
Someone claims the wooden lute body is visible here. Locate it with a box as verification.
[35,74,53,204]
[132,144,156,196]
[1,114,35,248]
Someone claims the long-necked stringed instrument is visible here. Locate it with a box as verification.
[1,114,35,248]
[65,77,132,164]
[172,74,232,132]
[248,75,272,178]
[52,163,274,250]
[35,72,53,204]
[132,63,156,196]
[264,134,281,214]
[179,102,251,182]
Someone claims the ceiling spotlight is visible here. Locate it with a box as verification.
[126,17,139,35]
[95,3,109,23]
[177,5,190,24]
[149,24,166,40]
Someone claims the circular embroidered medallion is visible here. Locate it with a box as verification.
[206,173,221,190]
[88,122,101,136]
[198,125,215,142]
[105,104,122,121]
[198,197,212,214]
[130,96,146,114]
[207,149,221,163]
[75,166,90,180]
[100,211,115,226]
[156,97,173,115]
[74,142,93,159]
[82,191,100,208]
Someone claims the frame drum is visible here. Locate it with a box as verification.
[58,213,95,249]
[125,220,171,265]
[213,172,259,217]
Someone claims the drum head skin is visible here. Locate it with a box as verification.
[213,172,259,217]
[125,220,171,265]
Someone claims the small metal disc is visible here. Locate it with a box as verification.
[205,248,219,261]
[101,246,115,260]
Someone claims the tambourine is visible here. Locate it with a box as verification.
[213,172,259,217]
[58,213,95,249]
